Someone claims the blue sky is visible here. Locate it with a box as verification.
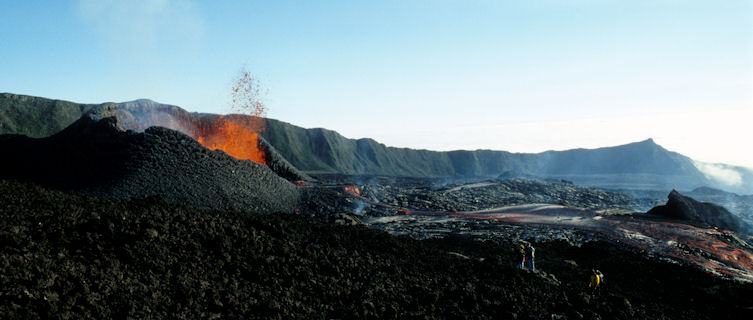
[1,0,752,168]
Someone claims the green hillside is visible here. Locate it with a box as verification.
[264,119,699,179]
[263,118,558,177]
[0,93,98,138]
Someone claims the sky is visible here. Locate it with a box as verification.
[1,0,752,168]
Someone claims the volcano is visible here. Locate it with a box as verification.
[3,93,752,194]
[0,112,303,214]
[2,93,753,318]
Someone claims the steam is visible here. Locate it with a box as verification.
[693,161,743,187]
[113,103,194,134]
[353,200,367,216]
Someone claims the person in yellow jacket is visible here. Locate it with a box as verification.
[589,269,603,296]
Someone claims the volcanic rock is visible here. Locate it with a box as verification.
[648,190,743,233]
[2,179,752,319]
[0,114,302,214]
[259,136,312,182]
[83,99,312,182]
[330,176,636,215]
[334,213,362,226]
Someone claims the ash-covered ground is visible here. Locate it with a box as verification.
[3,179,753,319]
[312,174,753,282]
[2,115,753,318]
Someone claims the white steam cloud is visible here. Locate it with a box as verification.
[693,161,743,187]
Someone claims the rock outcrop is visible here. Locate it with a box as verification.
[648,190,743,233]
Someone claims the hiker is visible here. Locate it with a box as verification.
[589,269,603,296]
[524,242,535,271]
[517,244,526,269]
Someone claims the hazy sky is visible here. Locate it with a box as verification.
[2,1,752,168]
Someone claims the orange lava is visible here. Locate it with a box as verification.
[193,115,267,165]
[343,185,361,196]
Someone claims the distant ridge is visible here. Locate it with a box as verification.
[262,118,729,191]
[2,93,752,194]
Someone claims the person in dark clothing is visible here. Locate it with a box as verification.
[524,242,535,271]
[517,244,526,269]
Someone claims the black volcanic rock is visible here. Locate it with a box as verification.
[648,190,743,232]
[686,187,753,228]
[0,114,302,214]
[2,180,752,319]
[329,176,635,215]
[259,136,312,182]
[87,99,312,182]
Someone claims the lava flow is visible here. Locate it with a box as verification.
[343,185,361,196]
[342,183,753,282]
[404,205,753,282]
[192,115,267,165]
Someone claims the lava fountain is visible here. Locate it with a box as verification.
[190,68,269,164]
[106,68,270,165]
[192,115,267,165]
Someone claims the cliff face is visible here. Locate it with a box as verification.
[648,190,744,233]
[263,118,718,191]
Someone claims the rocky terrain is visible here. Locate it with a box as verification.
[2,93,753,318]
[648,190,744,233]
[0,115,303,214]
[3,179,753,319]
[318,174,637,216]
[620,187,753,226]
[4,93,753,194]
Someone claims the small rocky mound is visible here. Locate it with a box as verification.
[0,115,302,214]
[648,190,743,232]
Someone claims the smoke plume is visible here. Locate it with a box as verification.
[693,161,743,187]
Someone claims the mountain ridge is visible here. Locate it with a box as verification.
[2,93,751,194]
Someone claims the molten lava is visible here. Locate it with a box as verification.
[192,115,267,165]
[186,67,269,164]
[344,185,361,196]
